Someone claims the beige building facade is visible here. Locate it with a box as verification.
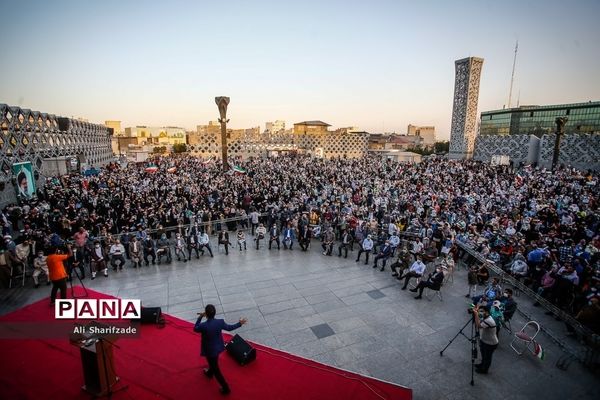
[293,120,331,134]
[265,120,286,134]
[105,120,122,136]
[407,124,436,146]
[186,120,367,160]
[124,126,186,146]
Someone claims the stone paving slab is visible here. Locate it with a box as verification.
[1,240,598,400]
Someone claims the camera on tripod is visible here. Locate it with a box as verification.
[467,303,481,317]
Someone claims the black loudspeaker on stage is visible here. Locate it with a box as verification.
[225,334,256,365]
[140,307,163,324]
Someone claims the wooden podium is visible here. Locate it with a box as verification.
[80,337,119,396]
[71,324,122,397]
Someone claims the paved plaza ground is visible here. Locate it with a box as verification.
[1,241,597,400]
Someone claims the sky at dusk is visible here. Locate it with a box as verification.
[1,0,599,139]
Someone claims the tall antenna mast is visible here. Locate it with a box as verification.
[508,40,518,109]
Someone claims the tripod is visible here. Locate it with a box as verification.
[440,315,478,386]
[69,259,89,299]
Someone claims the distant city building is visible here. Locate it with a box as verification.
[407,124,436,146]
[105,121,122,154]
[188,119,367,159]
[334,126,360,135]
[265,120,286,134]
[123,126,186,147]
[449,57,484,159]
[114,137,138,154]
[105,120,122,135]
[480,101,600,137]
[474,101,600,170]
[188,121,221,145]
[228,127,261,142]
[197,121,221,134]
[367,134,421,151]
[368,150,423,163]
[293,120,330,134]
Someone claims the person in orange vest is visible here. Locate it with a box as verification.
[46,244,72,305]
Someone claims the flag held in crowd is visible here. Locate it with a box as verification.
[515,174,524,186]
[233,165,246,175]
[145,164,159,173]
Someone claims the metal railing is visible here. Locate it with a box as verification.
[87,213,269,242]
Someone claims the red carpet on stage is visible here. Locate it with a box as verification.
[0,288,412,400]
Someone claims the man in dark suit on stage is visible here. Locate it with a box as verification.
[194,304,248,395]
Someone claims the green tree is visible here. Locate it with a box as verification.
[152,146,166,154]
[172,143,188,153]
[434,141,449,154]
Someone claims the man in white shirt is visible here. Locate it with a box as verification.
[174,233,188,262]
[250,210,260,235]
[412,238,424,255]
[254,223,267,250]
[473,304,499,374]
[399,256,426,290]
[355,235,373,265]
[199,230,214,257]
[505,224,516,236]
[509,257,528,279]
[32,250,49,288]
[14,239,31,273]
[388,221,398,236]
[389,233,400,256]
[129,236,142,268]
[109,239,126,271]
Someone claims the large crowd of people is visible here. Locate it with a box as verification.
[0,154,598,336]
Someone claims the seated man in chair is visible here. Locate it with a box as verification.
[410,265,445,299]
[392,249,414,278]
[472,277,502,307]
[156,234,172,264]
[90,241,108,279]
[109,239,126,271]
[422,242,439,265]
[399,255,426,290]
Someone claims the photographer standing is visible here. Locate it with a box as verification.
[473,304,499,374]
[46,244,72,305]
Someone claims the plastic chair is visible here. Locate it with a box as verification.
[510,321,541,355]
[424,284,443,302]
[9,265,26,288]
[442,261,454,284]
[408,275,422,290]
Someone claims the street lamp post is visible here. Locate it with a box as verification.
[552,116,568,171]
[215,96,230,171]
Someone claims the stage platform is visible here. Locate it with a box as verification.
[0,287,412,399]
